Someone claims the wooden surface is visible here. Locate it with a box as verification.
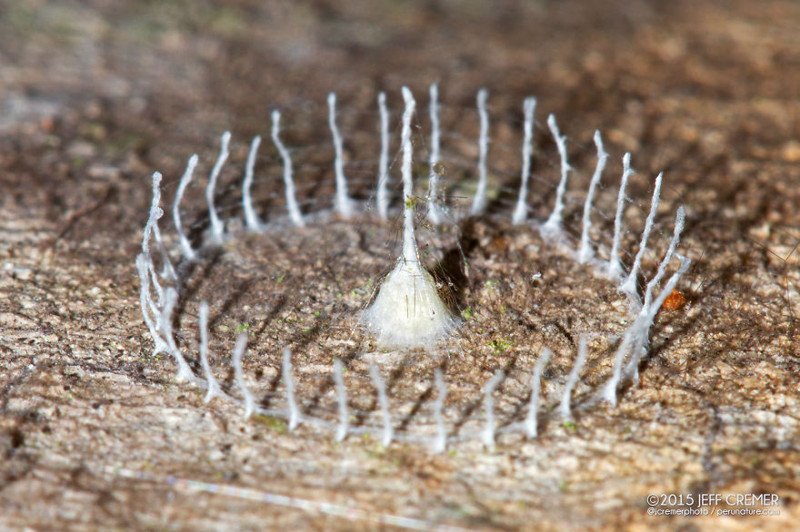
[1,1,798,530]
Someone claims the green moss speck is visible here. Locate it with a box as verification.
[252,415,288,434]
[488,339,512,353]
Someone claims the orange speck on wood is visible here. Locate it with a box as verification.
[662,289,686,311]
